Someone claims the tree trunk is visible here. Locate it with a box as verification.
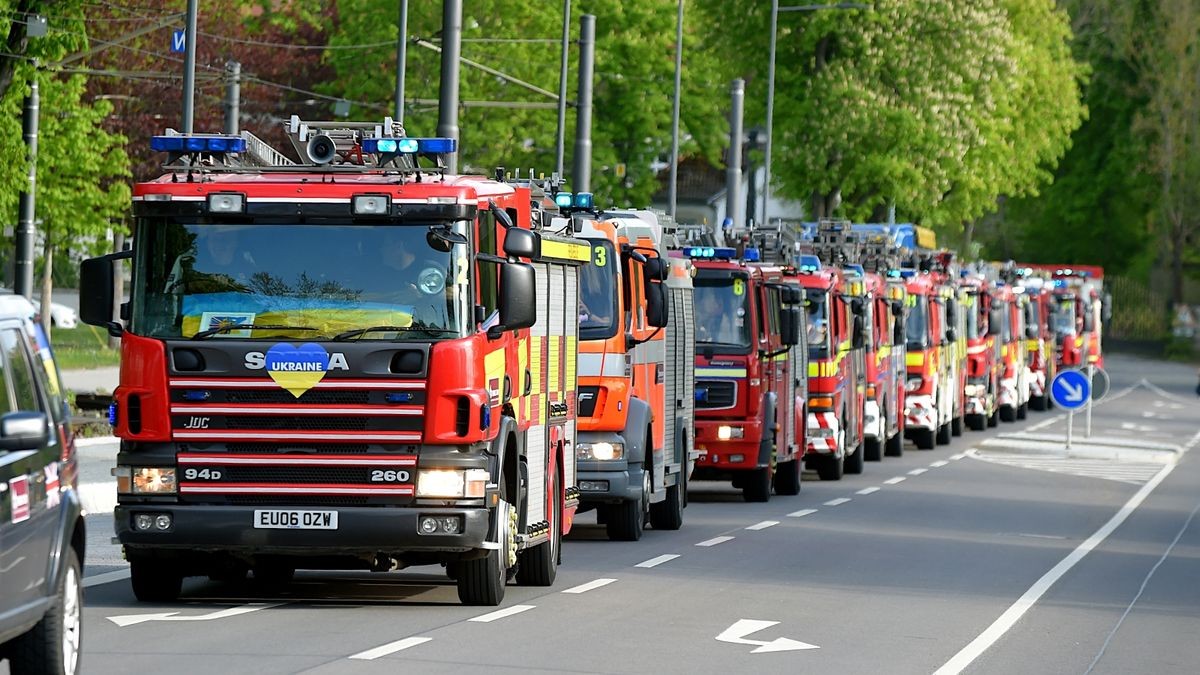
[963,220,975,260]
[1172,226,1184,305]
[40,236,53,337]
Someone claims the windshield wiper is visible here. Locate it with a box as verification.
[191,324,318,340]
[332,325,445,341]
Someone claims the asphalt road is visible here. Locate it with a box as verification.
[12,353,1197,674]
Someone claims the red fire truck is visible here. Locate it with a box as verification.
[688,246,806,501]
[960,273,1001,430]
[993,283,1031,422]
[901,268,957,449]
[78,119,590,606]
[1026,265,1107,371]
[860,270,905,460]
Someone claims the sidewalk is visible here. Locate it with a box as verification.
[61,366,120,394]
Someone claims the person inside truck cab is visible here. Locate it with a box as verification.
[696,288,742,344]
[578,259,612,328]
[379,229,448,326]
[167,227,257,294]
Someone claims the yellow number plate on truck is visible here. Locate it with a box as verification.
[253,509,338,530]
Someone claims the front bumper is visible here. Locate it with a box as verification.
[805,410,842,457]
[905,394,937,432]
[863,400,882,441]
[1028,368,1046,397]
[998,377,1018,409]
[694,419,765,470]
[115,503,492,555]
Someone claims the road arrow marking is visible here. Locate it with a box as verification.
[716,619,820,654]
[108,602,283,627]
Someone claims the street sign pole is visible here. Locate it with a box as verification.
[1050,369,1090,453]
[1085,364,1093,438]
[1066,408,1073,451]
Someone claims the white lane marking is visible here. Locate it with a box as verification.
[971,452,1166,485]
[950,452,968,461]
[883,476,907,485]
[349,637,432,660]
[746,520,779,531]
[696,536,735,547]
[716,619,821,654]
[1025,415,1063,432]
[935,429,1200,675]
[1084,498,1200,674]
[634,555,680,569]
[908,468,928,476]
[823,498,851,506]
[788,509,818,518]
[931,460,949,468]
[83,569,130,588]
[856,487,880,495]
[563,578,619,592]
[1152,401,1164,407]
[108,603,284,627]
[468,604,535,623]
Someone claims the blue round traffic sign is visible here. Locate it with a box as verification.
[1051,369,1091,410]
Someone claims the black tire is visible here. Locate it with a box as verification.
[987,409,999,427]
[9,548,82,675]
[773,458,802,495]
[742,465,773,502]
[966,414,986,432]
[864,437,882,462]
[1017,402,1028,420]
[606,466,649,541]
[936,421,952,445]
[517,469,560,585]
[914,428,936,450]
[999,405,1016,423]
[1030,394,1047,411]
[130,559,183,603]
[445,562,460,581]
[885,431,904,457]
[951,414,964,436]
[649,473,685,530]
[458,465,514,605]
[815,454,845,481]
[844,443,864,475]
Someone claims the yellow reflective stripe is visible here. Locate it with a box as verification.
[697,367,746,378]
[906,352,925,367]
[807,361,838,377]
[877,345,891,359]
[541,239,591,263]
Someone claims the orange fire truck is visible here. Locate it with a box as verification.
[78,118,590,606]
[573,207,695,540]
[688,246,806,501]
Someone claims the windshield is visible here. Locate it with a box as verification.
[905,295,929,350]
[965,293,984,340]
[1052,296,1077,335]
[579,239,618,340]
[806,289,830,359]
[132,221,470,340]
[694,273,751,350]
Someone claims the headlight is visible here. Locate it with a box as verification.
[905,377,924,392]
[131,467,177,494]
[417,469,465,498]
[964,383,985,397]
[577,442,625,461]
[717,425,744,440]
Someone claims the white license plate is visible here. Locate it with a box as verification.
[253,509,338,530]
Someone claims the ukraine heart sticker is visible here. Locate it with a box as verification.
[265,343,330,398]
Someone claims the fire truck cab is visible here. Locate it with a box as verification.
[689,246,806,502]
[573,207,696,540]
[901,270,956,449]
[78,120,589,606]
[960,273,1001,430]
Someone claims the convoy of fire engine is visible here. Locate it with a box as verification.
[78,117,1107,606]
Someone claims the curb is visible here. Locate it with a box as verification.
[978,437,1179,464]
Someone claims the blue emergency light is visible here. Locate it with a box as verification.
[361,136,456,155]
[898,269,917,279]
[573,192,594,209]
[554,192,574,208]
[844,264,865,275]
[151,134,247,154]
[683,246,737,260]
[742,247,761,262]
[887,269,903,278]
[798,254,822,272]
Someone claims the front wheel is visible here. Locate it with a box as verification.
[951,414,964,437]
[999,405,1016,423]
[773,457,802,495]
[606,467,649,541]
[742,465,773,502]
[844,443,864,475]
[864,437,883,462]
[459,469,516,605]
[814,453,845,481]
[8,548,82,675]
[885,431,904,457]
[936,421,952,445]
[913,428,936,450]
[1017,402,1028,420]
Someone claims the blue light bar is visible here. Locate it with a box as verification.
[743,247,761,262]
[362,136,454,155]
[573,192,594,209]
[844,264,864,275]
[887,269,902,278]
[682,246,737,260]
[417,137,457,153]
[151,134,246,154]
[898,269,917,279]
[798,254,822,272]
[554,192,573,208]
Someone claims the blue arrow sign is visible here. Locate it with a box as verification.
[1051,369,1090,410]
[171,30,186,53]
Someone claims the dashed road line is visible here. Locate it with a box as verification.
[950,452,968,460]
[563,578,619,593]
[746,520,779,531]
[349,637,432,660]
[788,509,818,518]
[824,498,851,507]
[883,476,907,485]
[908,468,928,476]
[930,460,949,468]
[634,555,679,569]
[696,536,735,547]
[469,605,535,623]
[856,487,880,495]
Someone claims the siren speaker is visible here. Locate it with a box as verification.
[306,134,338,164]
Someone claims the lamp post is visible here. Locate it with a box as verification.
[762,2,868,227]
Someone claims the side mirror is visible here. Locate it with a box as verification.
[945,327,957,343]
[644,256,668,281]
[850,297,866,317]
[80,256,116,327]
[1083,310,1095,333]
[780,286,802,305]
[987,310,1002,336]
[852,315,865,349]
[780,307,801,346]
[0,411,49,451]
[891,300,903,318]
[646,284,669,328]
[503,228,540,259]
[1025,324,1039,339]
[494,262,536,336]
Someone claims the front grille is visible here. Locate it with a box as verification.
[187,495,372,506]
[219,443,415,455]
[202,466,407,484]
[223,390,372,404]
[696,380,736,409]
[222,416,370,431]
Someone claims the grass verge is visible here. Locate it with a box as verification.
[50,325,121,370]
